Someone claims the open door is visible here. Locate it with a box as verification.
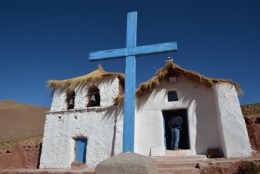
[162,109,190,150]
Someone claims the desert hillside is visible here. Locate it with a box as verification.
[241,103,260,150]
[0,100,49,142]
[0,100,259,146]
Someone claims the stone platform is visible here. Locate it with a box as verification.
[153,150,207,174]
[0,168,95,174]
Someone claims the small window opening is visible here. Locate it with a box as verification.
[168,91,178,101]
[87,86,100,107]
[66,89,75,109]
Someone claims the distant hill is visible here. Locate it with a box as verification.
[0,100,49,142]
[0,100,259,146]
[241,103,260,116]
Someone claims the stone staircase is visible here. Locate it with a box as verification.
[71,150,206,174]
[1,150,207,174]
[152,150,207,174]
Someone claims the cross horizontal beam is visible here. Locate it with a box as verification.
[89,42,177,61]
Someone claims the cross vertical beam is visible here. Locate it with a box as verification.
[89,11,177,153]
[123,12,137,152]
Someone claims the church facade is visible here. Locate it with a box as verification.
[40,61,251,168]
[134,61,251,158]
[40,65,125,168]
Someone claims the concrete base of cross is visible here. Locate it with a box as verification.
[95,152,158,174]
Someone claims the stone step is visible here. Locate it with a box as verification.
[165,149,195,156]
[150,148,196,157]
[152,155,207,161]
[156,161,198,168]
[157,167,200,174]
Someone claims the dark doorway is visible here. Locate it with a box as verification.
[162,109,190,150]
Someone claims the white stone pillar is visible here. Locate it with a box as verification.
[214,83,251,158]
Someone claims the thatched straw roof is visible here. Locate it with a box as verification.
[115,61,242,103]
[48,65,125,91]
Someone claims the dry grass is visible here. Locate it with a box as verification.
[136,61,242,97]
[113,95,124,104]
[241,103,260,116]
[48,67,125,91]
[0,135,43,150]
[114,61,242,103]
[236,162,260,174]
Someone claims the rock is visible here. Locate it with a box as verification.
[95,152,157,174]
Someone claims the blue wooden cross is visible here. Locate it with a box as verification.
[89,11,177,152]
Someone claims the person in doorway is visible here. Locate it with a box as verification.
[168,115,183,150]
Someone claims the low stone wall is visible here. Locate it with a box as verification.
[244,114,260,150]
[0,143,41,169]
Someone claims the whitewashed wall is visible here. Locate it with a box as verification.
[135,77,223,156]
[113,103,124,156]
[40,107,123,168]
[214,83,251,157]
[50,77,120,111]
[40,77,124,168]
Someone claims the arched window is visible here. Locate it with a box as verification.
[66,89,75,109]
[168,91,178,102]
[87,86,100,107]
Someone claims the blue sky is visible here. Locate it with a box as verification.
[0,0,259,107]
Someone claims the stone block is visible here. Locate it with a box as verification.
[95,152,157,174]
[150,147,165,156]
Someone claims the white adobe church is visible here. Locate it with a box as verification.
[40,60,252,168]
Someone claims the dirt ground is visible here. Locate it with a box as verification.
[198,151,260,174]
[199,114,260,174]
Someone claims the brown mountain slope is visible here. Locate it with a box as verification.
[0,100,49,142]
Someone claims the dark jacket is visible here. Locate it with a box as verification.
[168,116,183,129]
